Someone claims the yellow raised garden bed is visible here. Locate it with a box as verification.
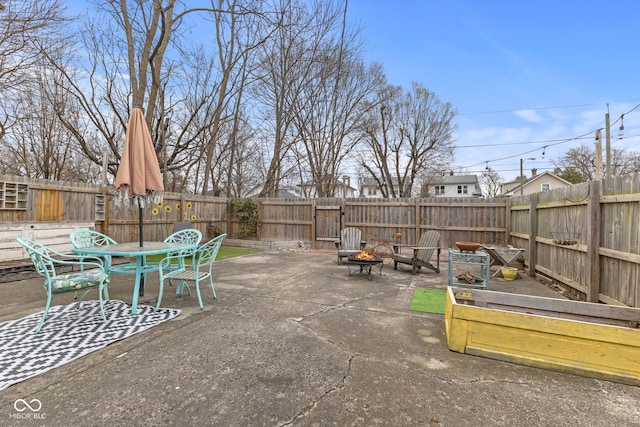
[445,286,640,385]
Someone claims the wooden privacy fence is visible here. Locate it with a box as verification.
[2,173,640,308]
[508,175,640,308]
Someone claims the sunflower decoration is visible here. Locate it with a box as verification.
[152,200,162,216]
[151,200,171,240]
[182,201,197,221]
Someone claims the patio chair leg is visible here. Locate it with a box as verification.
[181,282,192,296]
[36,293,54,333]
[208,278,217,299]
[175,280,191,296]
[156,277,166,309]
[195,279,204,310]
[99,284,107,322]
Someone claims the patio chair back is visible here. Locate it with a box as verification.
[69,229,142,275]
[415,230,440,263]
[336,227,366,264]
[16,237,109,333]
[148,228,203,271]
[392,230,441,274]
[156,233,226,309]
[70,229,117,248]
[165,228,202,246]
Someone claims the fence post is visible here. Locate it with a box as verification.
[102,187,110,235]
[414,199,420,244]
[527,193,538,278]
[311,199,316,249]
[505,198,512,245]
[226,198,233,238]
[586,180,601,302]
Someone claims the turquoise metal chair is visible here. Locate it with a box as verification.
[70,229,145,276]
[16,237,110,333]
[70,229,121,274]
[156,234,226,309]
[164,228,202,246]
[147,228,203,287]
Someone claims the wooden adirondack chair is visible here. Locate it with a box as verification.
[392,230,441,274]
[335,227,366,264]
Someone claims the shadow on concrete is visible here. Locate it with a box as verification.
[1,250,638,426]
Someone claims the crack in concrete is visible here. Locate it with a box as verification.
[279,354,356,426]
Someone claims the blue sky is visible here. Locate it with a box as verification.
[65,1,639,182]
[346,0,640,179]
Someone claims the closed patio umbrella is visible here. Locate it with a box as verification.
[114,107,164,295]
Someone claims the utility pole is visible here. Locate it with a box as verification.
[595,130,602,180]
[605,107,611,179]
[520,159,524,196]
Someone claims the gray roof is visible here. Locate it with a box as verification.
[437,174,479,185]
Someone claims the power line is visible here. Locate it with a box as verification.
[455,132,639,150]
[458,103,599,116]
[453,135,592,149]
[459,103,640,170]
[462,129,596,169]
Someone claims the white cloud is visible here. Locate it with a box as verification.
[513,109,542,123]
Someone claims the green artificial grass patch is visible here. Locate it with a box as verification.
[215,247,261,260]
[410,288,447,315]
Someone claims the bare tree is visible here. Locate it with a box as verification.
[552,143,640,182]
[289,2,384,197]
[40,1,178,177]
[354,84,399,198]
[253,0,325,197]
[480,167,503,198]
[1,65,100,181]
[0,0,67,141]
[35,0,270,191]
[198,0,270,195]
[358,82,456,198]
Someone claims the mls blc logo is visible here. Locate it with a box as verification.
[11,399,45,420]
[14,398,42,412]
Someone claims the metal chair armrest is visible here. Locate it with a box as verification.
[50,254,106,269]
[393,243,413,253]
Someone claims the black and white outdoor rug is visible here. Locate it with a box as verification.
[0,300,180,391]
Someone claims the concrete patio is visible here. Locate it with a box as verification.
[1,249,639,426]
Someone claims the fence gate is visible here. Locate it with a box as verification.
[314,205,342,245]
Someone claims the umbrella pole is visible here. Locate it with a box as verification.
[139,206,145,296]
[139,206,144,247]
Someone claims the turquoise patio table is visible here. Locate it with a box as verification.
[72,241,196,314]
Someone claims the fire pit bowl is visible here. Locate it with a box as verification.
[455,242,481,253]
[348,250,382,262]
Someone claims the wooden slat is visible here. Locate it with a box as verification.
[3,172,640,308]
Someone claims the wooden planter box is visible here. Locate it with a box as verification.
[445,286,640,385]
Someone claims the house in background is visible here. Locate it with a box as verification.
[298,176,358,198]
[431,173,483,198]
[359,177,404,198]
[500,169,571,196]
